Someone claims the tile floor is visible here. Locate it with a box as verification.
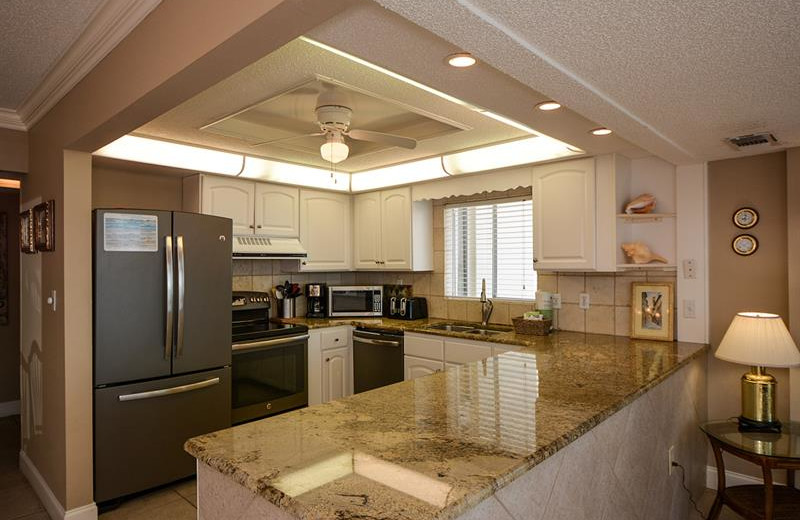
[1,414,744,520]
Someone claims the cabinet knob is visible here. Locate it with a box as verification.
[325,358,330,362]
[334,338,339,342]
[249,225,255,229]
[302,261,307,265]
[257,225,262,229]
[533,258,538,263]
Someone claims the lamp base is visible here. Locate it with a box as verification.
[737,415,782,433]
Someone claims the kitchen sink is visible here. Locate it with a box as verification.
[425,323,477,332]
[424,323,511,336]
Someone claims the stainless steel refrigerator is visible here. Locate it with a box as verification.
[93,209,232,503]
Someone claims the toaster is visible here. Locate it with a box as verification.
[389,297,428,320]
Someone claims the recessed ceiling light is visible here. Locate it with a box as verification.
[446,53,476,68]
[536,101,562,111]
[590,127,613,136]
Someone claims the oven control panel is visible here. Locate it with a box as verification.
[232,291,271,310]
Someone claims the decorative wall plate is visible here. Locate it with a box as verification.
[733,207,758,229]
[732,234,758,256]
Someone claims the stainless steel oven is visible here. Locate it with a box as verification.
[231,291,309,424]
[328,286,383,317]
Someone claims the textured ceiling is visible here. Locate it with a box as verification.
[0,0,103,108]
[374,0,800,163]
[138,3,646,172]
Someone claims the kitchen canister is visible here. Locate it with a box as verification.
[535,291,554,322]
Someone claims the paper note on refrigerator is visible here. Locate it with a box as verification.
[103,213,159,252]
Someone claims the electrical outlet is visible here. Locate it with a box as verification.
[551,293,562,309]
[579,293,590,310]
[668,445,676,476]
[682,259,697,279]
[683,299,696,319]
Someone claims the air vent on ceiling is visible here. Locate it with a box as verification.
[725,132,778,151]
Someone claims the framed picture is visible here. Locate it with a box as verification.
[630,281,674,341]
[20,208,36,254]
[33,200,55,252]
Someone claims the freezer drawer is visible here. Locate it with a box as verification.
[94,368,231,503]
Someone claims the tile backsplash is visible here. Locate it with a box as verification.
[233,189,677,337]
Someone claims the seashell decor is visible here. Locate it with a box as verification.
[624,193,657,214]
[621,242,668,264]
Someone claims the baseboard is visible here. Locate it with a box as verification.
[706,465,763,489]
[19,450,98,520]
[0,399,20,417]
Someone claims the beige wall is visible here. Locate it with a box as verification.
[92,164,183,210]
[787,148,800,422]
[707,151,789,479]
[19,0,355,511]
[0,128,28,173]
[0,189,20,403]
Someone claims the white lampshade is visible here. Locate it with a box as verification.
[320,133,349,164]
[715,312,800,368]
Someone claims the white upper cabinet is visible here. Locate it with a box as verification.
[352,186,432,271]
[532,157,596,270]
[353,191,382,269]
[255,183,299,237]
[196,175,255,235]
[299,189,352,271]
[381,188,412,269]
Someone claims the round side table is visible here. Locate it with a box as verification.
[701,420,800,520]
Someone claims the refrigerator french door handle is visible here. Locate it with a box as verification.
[165,236,174,360]
[176,235,185,357]
[117,377,220,402]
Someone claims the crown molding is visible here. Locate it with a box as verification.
[12,0,162,130]
[0,108,26,131]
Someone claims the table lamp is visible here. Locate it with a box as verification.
[715,312,800,433]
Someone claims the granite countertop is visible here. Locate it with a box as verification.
[186,323,707,520]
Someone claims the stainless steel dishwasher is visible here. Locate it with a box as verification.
[352,327,404,394]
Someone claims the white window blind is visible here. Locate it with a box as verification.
[444,198,536,300]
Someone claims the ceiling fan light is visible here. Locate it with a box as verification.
[321,133,349,164]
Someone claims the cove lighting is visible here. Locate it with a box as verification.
[350,158,447,192]
[94,135,245,176]
[0,179,21,189]
[300,37,536,135]
[441,136,582,175]
[240,156,350,191]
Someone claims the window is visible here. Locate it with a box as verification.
[444,198,536,300]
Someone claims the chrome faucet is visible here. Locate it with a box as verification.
[480,278,493,327]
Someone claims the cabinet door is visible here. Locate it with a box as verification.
[404,355,444,381]
[322,345,350,403]
[254,183,299,237]
[532,158,596,270]
[353,191,382,269]
[444,339,493,365]
[201,176,254,235]
[299,190,352,271]
[380,187,412,270]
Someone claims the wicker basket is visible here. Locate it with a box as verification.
[512,316,552,336]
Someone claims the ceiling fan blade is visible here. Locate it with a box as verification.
[347,129,417,150]
[251,132,325,148]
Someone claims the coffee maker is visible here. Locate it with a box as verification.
[305,283,327,318]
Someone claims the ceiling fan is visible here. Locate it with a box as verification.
[251,88,417,163]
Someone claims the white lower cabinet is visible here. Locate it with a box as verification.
[404,355,444,380]
[322,345,350,403]
[308,327,352,405]
[444,339,493,364]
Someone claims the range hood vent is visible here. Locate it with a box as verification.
[725,132,778,150]
[232,236,307,259]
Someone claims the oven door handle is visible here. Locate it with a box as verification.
[232,334,310,353]
[354,337,402,347]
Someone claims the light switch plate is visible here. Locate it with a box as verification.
[551,293,562,309]
[683,299,696,319]
[579,293,590,310]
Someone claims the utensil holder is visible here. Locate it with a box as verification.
[282,299,295,319]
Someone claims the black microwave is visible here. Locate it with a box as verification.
[327,286,383,317]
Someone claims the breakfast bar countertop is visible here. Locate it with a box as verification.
[186,324,707,520]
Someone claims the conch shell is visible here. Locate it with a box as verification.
[624,193,656,214]
[621,242,668,264]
